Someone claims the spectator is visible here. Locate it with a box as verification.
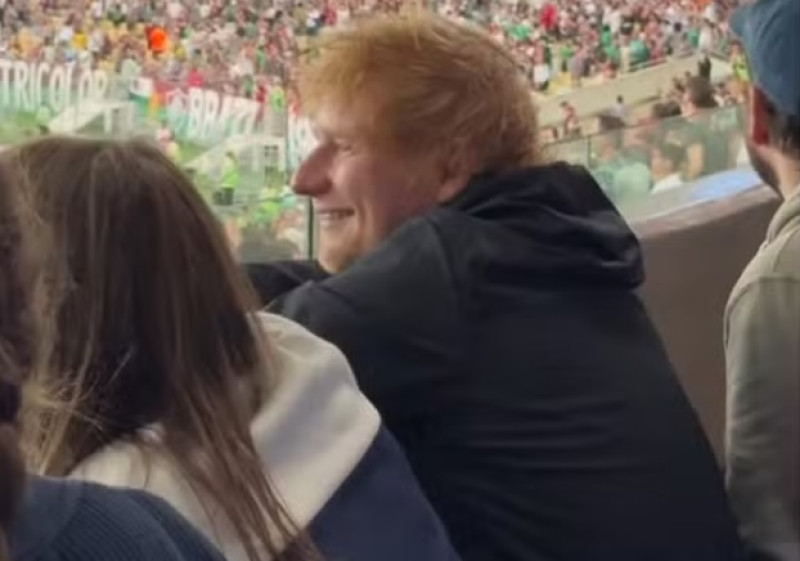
[568,44,586,87]
[698,49,712,80]
[560,100,582,139]
[532,51,551,92]
[252,13,743,561]
[146,21,168,55]
[612,94,628,120]
[593,113,652,204]
[715,82,733,107]
[0,146,226,561]
[672,74,687,96]
[725,0,800,559]
[650,142,686,192]
[653,99,683,120]
[730,41,750,83]
[647,98,684,142]
[628,32,650,70]
[9,137,459,561]
[0,0,738,144]
[698,19,716,53]
[217,150,239,206]
[675,75,727,179]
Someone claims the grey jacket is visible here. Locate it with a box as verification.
[725,187,800,561]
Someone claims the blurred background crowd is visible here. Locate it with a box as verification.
[0,0,754,257]
[0,0,742,105]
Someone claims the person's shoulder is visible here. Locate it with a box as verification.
[324,213,453,294]
[69,430,212,537]
[271,215,459,341]
[764,220,800,276]
[249,312,384,528]
[255,311,358,385]
[735,222,800,292]
[15,478,224,561]
[727,223,800,325]
[81,483,225,560]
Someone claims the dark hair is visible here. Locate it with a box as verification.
[0,159,38,560]
[763,95,800,159]
[598,113,626,133]
[685,76,718,109]
[598,113,626,151]
[652,100,682,120]
[7,137,319,561]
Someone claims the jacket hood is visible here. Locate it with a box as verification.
[69,313,381,559]
[443,163,644,289]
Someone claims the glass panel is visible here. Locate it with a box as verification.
[553,104,748,217]
[0,65,310,261]
[0,63,751,260]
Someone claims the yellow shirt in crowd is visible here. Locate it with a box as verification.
[72,31,88,51]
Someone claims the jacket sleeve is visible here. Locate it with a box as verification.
[724,278,800,561]
[269,280,456,424]
[245,260,330,306]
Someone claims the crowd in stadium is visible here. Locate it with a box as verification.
[0,0,754,259]
[1,0,739,104]
[0,1,799,561]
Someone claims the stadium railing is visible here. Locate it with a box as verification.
[551,105,744,188]
[205,103,749,263]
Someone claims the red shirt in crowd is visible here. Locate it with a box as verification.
[148,25,168,55]
[186,68,204,89]
[540,2,558,32]
[255,84,267,104]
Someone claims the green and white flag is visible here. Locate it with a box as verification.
[129,76,154,116]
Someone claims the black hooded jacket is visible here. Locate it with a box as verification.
[249,164,743,561]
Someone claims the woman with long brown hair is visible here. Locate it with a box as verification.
[8,137,459,561]
[0,145,226,561]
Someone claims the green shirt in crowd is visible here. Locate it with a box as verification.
[507,23,531,42]
[629,39,650,66]
[687,28,700,48]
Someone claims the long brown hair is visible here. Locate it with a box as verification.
[6,137,317,561]
[0,158,38,561]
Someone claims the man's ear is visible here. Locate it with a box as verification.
[437,173,471,203]
[748,86,770,146]
[435,144,474,203]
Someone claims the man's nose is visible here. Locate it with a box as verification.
[292,147,331,197]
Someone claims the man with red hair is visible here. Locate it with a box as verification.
[250,13,743,561]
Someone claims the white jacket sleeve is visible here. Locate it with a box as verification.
[725,278,800,561]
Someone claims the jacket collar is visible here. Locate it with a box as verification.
[766,185,800,242]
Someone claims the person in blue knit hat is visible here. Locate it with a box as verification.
[725,0,800,560]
